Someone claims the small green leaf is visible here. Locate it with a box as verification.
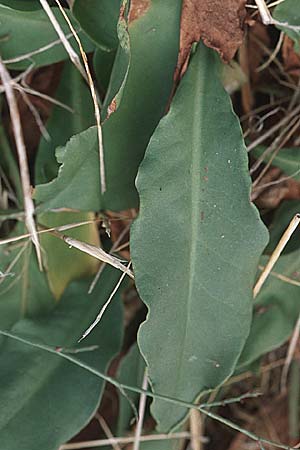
[274,0,300,51]
[38,211,100,300]
[0,267,124,450]
[131,44,268,431]
[35,61,94,184]
[239,250,300,368]
[0,5,94,70]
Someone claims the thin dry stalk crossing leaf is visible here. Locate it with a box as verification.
[0,57,42,269]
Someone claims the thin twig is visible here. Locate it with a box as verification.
[54,0,106,193]
[79,262,131,342]
[133,369,148,450]
[281,313,300,391]
[253,214,300,298]
[0,57,42,269]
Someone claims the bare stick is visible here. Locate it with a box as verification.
[39,0,86,80]
[253,214,300,298]
[281,313,300,391]
[0,57,42,270]
[133,370,149,450]
[54,0,106,193]
[79,263,131,342]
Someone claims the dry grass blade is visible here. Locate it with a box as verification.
[281,313,300,391]
[95,414,122,450]
[253,214,300,298]
[0,57,42,270]
[133,369,148,450]
[79,263,131,342]
[59,432,204,449]
[258,265,300,287]
[63,236,134,279]
[39,0,86,79]
[0,219,100,246]
[54,0,106,193]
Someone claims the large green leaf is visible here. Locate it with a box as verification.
[238,250,300,368]
[274,0,300,51]
[35,61,94,184]
[35,0,182,211]
[0,5,94,70]
[72,0,121,51]
[131,44,268,431]
[0,267,124,450]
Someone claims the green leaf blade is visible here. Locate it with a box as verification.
[0,268,124,450]
[131,44,268,431]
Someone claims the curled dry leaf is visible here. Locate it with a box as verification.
[177,0,247,78]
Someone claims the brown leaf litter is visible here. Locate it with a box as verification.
[176,0,247,79]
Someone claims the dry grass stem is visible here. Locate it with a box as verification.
[253,214,300,298]
[258,265,300,287]
[190,410,203,450]
[95,414,122,450]
[257,31,284,72]
[0,57,42,269]
[281,313,300,391]
[79,263,131,342]
[247,104,300,152]
[39,0,87,79]
[133,370,149,450]
[62,236,134,279]
[59,432,205,449]
[3,33,73,64]
[0,219,100,246]
[54,0,106,193]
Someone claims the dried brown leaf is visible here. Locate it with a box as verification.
[128,0,150,23]
[177,0,247,78]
